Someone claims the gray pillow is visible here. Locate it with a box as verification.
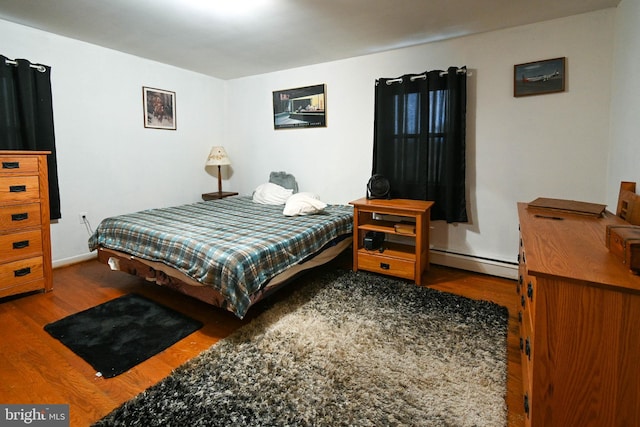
[269,171,298,193]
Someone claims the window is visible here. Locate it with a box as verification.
[372,68,467,223]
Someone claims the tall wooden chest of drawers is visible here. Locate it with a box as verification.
[0,151,52,298]
[517,202,640,426]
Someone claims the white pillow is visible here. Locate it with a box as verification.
[253,182,293,205]
[283,192,327,216]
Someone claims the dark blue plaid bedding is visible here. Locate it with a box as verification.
[88,196,353,317]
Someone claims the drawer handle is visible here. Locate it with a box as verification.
[380,262,390,270]
[527,282,534,300]
[2,161,19,169]
[13,240,30,249]
[9,185,26,193]
[14,267,31,277]
[11,213,29,221]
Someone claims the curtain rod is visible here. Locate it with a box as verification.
[4,58,47,73]
[385,68,469,85]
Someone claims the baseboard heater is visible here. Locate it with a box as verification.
[429,248,518,280]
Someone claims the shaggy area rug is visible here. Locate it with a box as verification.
[95,270,508,426]
[45,293,203,378]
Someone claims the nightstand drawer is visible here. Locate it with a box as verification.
[358,252,415,280]
[0,256,44,289]
[0,230,43,262]
[0,203,42,231]
[0,176,40,202]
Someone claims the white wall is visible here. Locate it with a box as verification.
[607,0,640,206]
[226,9,616,273]
[0,19,226,266]
[2,8,622,277]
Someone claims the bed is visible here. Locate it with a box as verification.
[88,191,353,318]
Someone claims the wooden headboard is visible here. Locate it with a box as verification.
[616,181,640,225]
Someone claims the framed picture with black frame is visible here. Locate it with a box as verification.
[272,84,326,129]
[143,86,176,130]
[514,57,566,97]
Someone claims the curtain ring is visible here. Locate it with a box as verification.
[4,58,47,73]
[386,78,403,85]
[439,69,467,77]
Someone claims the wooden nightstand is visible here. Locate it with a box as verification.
[349,198,434,285]
[202,191,238,201]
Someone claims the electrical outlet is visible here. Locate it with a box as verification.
[78,211,88,224]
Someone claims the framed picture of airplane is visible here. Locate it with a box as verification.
[514,57,566,97]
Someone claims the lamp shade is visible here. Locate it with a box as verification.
[205,146,231,166]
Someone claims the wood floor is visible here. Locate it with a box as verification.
[0,255,523,427]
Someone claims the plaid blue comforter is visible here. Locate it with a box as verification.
[88,196,353,317]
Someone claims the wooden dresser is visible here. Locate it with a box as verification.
[517,202,640,426]
[0,151,52,298]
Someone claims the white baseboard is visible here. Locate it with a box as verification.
[53,252,97,269]
[430,249,518,280]
[52,250,518,281]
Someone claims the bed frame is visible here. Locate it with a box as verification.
[96,236,352,314]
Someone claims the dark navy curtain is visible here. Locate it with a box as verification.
[0,56,61,219]
[373,66,467,223]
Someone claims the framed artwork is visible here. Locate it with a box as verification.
[272,84,326,129]
[514,57,566,97]
[143,87,176,130]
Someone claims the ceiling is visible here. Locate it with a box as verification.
[0,0,620,80]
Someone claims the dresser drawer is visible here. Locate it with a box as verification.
[520,306,534,385]
[0,256,44,289]
[522,275,536,325]
[0,176,40,202]
[358,252,415,280]
[0,230,43,262]
[0,156,39,175]
[0,203,42,231]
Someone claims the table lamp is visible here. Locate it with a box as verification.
[205,146,231,193]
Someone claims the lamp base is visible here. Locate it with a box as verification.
[217,165,223,193]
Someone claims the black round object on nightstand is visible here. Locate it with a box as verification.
[367,174,390,199]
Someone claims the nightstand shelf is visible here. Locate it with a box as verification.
[356,241,415,259]
[349,197,433,285]
[202,191,238,201]
[357,221,416,237]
